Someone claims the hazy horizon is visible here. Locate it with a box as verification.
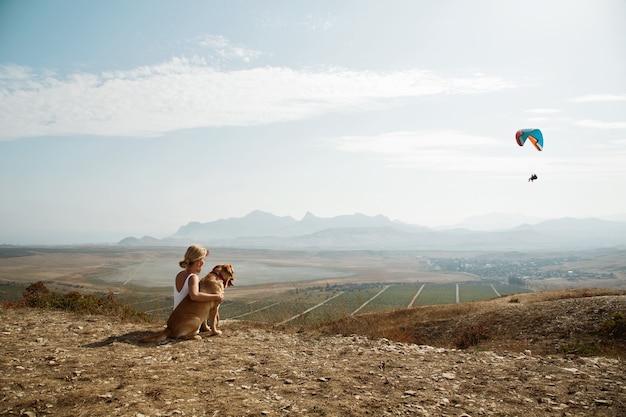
[3,210,626,246]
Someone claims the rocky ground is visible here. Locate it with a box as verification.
[1,293,625,417]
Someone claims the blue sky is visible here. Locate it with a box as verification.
[1,0,625,244]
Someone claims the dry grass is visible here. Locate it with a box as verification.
[313,288,626,357]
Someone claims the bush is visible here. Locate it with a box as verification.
[21,281,54,308]
[16,281,148,321]
[557,341,601,356]
[602,312,626,341]
[454,325,491,349]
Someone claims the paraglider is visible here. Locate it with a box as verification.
[515,128,543,151]
[516,128,543,182]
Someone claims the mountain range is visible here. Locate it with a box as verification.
[119,210,626,251]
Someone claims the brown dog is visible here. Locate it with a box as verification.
[139,264,235,343]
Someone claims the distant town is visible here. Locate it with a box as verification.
[426,255,618,286]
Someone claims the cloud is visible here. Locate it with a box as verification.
[330,130,519,172]
[0,61,513,140]
[329,129,626,177]
[574,119,626,129]
[300,13,334,31]
[254,10,334,32]
[196,35,262,63]
[570,94,626,103]
[524,108,561,114]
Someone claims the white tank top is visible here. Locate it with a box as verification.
[173,273,195,309]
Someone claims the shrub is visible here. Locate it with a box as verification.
[558,341,601,356]
[21,281,54,308]
[602,312,626,341]
[454,325,491,349]
[16,281,148,321]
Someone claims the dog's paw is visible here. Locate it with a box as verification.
[210,329,223,336]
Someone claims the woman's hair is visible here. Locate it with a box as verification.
[179,244,209,268]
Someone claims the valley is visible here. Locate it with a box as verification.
[1,245,625,324]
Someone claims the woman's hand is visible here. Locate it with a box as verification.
[207,292,224,303]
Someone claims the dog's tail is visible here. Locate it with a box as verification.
[138,328,170,344]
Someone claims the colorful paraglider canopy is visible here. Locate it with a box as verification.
[515,128,543,151]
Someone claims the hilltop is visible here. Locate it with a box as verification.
[314,288,626,356]
[1,289,625,416]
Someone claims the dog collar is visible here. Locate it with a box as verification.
[212,268,228,285]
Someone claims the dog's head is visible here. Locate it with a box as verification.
[210,264,235,287]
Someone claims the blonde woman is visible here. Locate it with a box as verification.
[174,244,224,309]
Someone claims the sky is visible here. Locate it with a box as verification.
[1,0,625,245]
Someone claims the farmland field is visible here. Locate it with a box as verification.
[458,283,500,302]
[414,283,457,306]
[209,282,534,326]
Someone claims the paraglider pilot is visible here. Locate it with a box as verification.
[528,173,538,182]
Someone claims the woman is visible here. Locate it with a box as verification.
[174,244,224,309]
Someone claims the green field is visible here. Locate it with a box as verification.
[458,283,499,302]
[115,281,531,326]
[414,283,457,306]
[222,282,532,325]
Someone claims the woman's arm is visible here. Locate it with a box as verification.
[187,274,224,303]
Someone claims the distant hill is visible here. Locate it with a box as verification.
[118,236,163,246]
[441,212,546,231]
[119,211,626,251]
[172,210,428,240]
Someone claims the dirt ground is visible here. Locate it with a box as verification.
[1,293,625,417]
